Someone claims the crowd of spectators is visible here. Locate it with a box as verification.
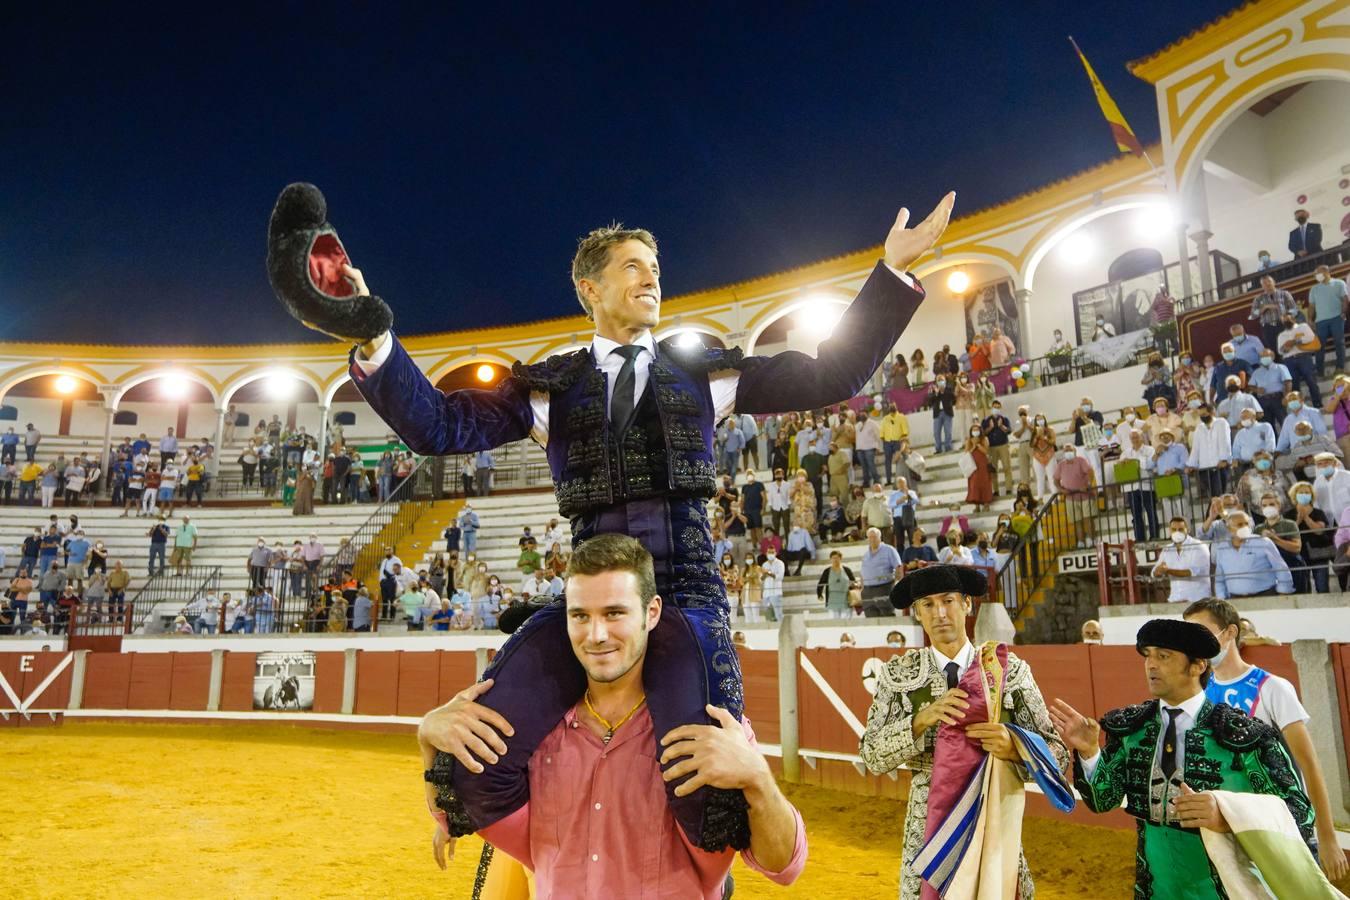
[0,514,131,635]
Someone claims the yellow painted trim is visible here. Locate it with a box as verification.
[1129,0,1308,82]
[1303,0,1350,42]
[111,364,224,401]
[219,362,327,403]
[1174,54,1350,193]
[425,350,520,385]
[1165,60,1230,136]
[1234,27,1294,68]
[0,361,110,399]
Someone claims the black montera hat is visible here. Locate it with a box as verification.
[889,564,988,610]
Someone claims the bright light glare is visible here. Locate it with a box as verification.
[160,375,189,399]
[675,330,703,349]
[946,270,971,294]
[53,375,78,395]
[266,374,296,399]
[1059,231,1094,263]
[475,364,495,383]
[1134,205,1175,239]
[798,297,843,336]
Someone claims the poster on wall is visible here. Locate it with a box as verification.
[1118,271,1166,334]
[253,651,316,711]
[1072,284,1118,344]
[962,278,1021,351]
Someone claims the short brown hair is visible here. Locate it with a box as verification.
[1184,597,1240,633]
[566,533,657,606]
[571,224,658,318]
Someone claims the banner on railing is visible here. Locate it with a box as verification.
[253,651,316,711]
[1058,545,1160,575]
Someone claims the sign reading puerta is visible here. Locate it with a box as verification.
[252,651,316,711]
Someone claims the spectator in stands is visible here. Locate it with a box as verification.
[1336,505,1350,592]
[1231,408,1276,466]
[953,372,976,441]
[157,427,177,467]
[981,399,1012,497]
[1069,396,1103,460]
[895,438,926,486]
[858,527,900,617]
[987,326,1015,369]
[1209,342,1250,406]
[1228,323,1265,368]
[350,587,373,632]
[1150,516,1211,602]
[1278,391,1328,453]
[1117,429,1157,543]
[1213,510,1294,599]
[35,526,60,576]
[255,587,276,634]
[858,483,889,541]
[1327,374,1350,461]
[879,404,909,485]
[855,412,881,488]
[246,538,271,590]
[1235,449,1281,514]
[0,426,17,466]
[1248,275,1296,355]
[1185,403,1231,499]
[1313,453,1350,523]
[1284,480,1333,596]
[1079,619,1103,644]
[765,468,791,539]
[400,578,427,629]
[1054,442,1097,547]
[1089,314,1114,341]
[758,547,784,621]
[143,514,168,577]
[839,632,857,649]
[901,528,936,571]
[815,550,857,620]
[1026,412,1056,498]
[170,516,198,576]
[1010,405,1033,483]
[1253,489,1305,586]
[781,524,815,577]
[83,570,107,622]
[1309,264,1349,378]
[968,532,996,574]
[294,466,316,514]
[825,442,850,506]
[937,527,972,566]
[1183,597,1350,880]
[818,495,846,543]
[739,470,765,547]
[1216,375,1261,427]
[739,553,763,623]
[962,423,992,513]
[1138,353,1172,409]
[789,469,816,537]
[455,503,479,554]
[888,478,919,549]
[1276,312,1323,406]
[172,614,193,635]
[473,449,493,496]
[1289,208,1322,257]
[927,374,955,453]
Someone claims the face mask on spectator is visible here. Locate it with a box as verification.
[1259,356,1272,367]
[937,379,946,388]
[766,552,776,560]
[1259,253,1270,263]
[1235,526,1253,540]
[1103,427,1114,437]
[1296,492,1313,505]
[1255,458,1272,471]
[1188,399,1202,409]
[1318,466,1335,479]
[1222,351,1235,361]
[1288,400,1302,412]
[1153,404,1167,415]
[1035,417,1046,426]
[1181,355,1192,365]
[1061,450,1076,461]
[1261,505,1279,519]
[1239,418,1253,429]
[1125,413,1136,422]
[1096,317,1104,325]
[1315,272,1327,283]
[1232,334,1245,343]
[970,429,980,437]
[1082,403,1093,412]
[1304,464,1318,477]
[1171,530,1187,544]
[1226,384,1238,394]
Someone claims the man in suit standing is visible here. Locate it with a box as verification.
[1288,208,1323,258]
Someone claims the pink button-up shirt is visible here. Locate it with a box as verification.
[480,706,807,899]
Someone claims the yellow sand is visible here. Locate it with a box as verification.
[4,722,1137,898]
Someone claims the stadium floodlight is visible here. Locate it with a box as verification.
[946,270,971,294]
[1134,204,1175,240]
[160,374,190,399]
[798,295,843,337]
[53,375,78,395]
[476,364,495,383]
[266,373,297,400]
[1059,231,1094,264]
[675,330,703,349]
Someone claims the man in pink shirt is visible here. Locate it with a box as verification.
[1053,441,1098,547]
[420,533,807,897]
[987,326,1016,369]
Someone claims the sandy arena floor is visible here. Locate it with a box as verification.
[5,722,1139,898]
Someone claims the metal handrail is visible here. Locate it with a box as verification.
[130,564,222,632]
[1172,243,1350,314]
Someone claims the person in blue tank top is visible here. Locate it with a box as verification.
[1184,598,1348,880]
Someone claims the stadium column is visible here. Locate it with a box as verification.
[1015,288,1032,355]
[317,404,329,456]
[98,397,116,492]
[211,407,227,475]
[1174,222,1194,300]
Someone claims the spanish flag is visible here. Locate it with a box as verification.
[1069,36,1145,158]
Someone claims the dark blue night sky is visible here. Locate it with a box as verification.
[1,2,1238,345]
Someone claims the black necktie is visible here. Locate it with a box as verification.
[944,662,959,690]
[609,345,643,437]
[1160,707,1182,779]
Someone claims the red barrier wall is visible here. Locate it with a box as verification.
[312,651,346,714]
[738,649,780,744]
[221,651,256,711]
[83,652,132,709]
[169,653,212,711]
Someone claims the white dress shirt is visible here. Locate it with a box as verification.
[1315,468,1350,524]
[1154,536,1212,603]
[1082,689,1206,778]
[931,640,976,683]
[1186,418,1232,469]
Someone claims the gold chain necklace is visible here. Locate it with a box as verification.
[583,691,646,745]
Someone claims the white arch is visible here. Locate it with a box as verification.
[911,253,1019,286]
[1176,70,1350,199]
[426,354,517,388]
[744,294,851,356]
[323,373,353,407]
[220,367,323,405]
[1020,195,1168,292]
[0,367,102,404]
[112,369,220,409]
